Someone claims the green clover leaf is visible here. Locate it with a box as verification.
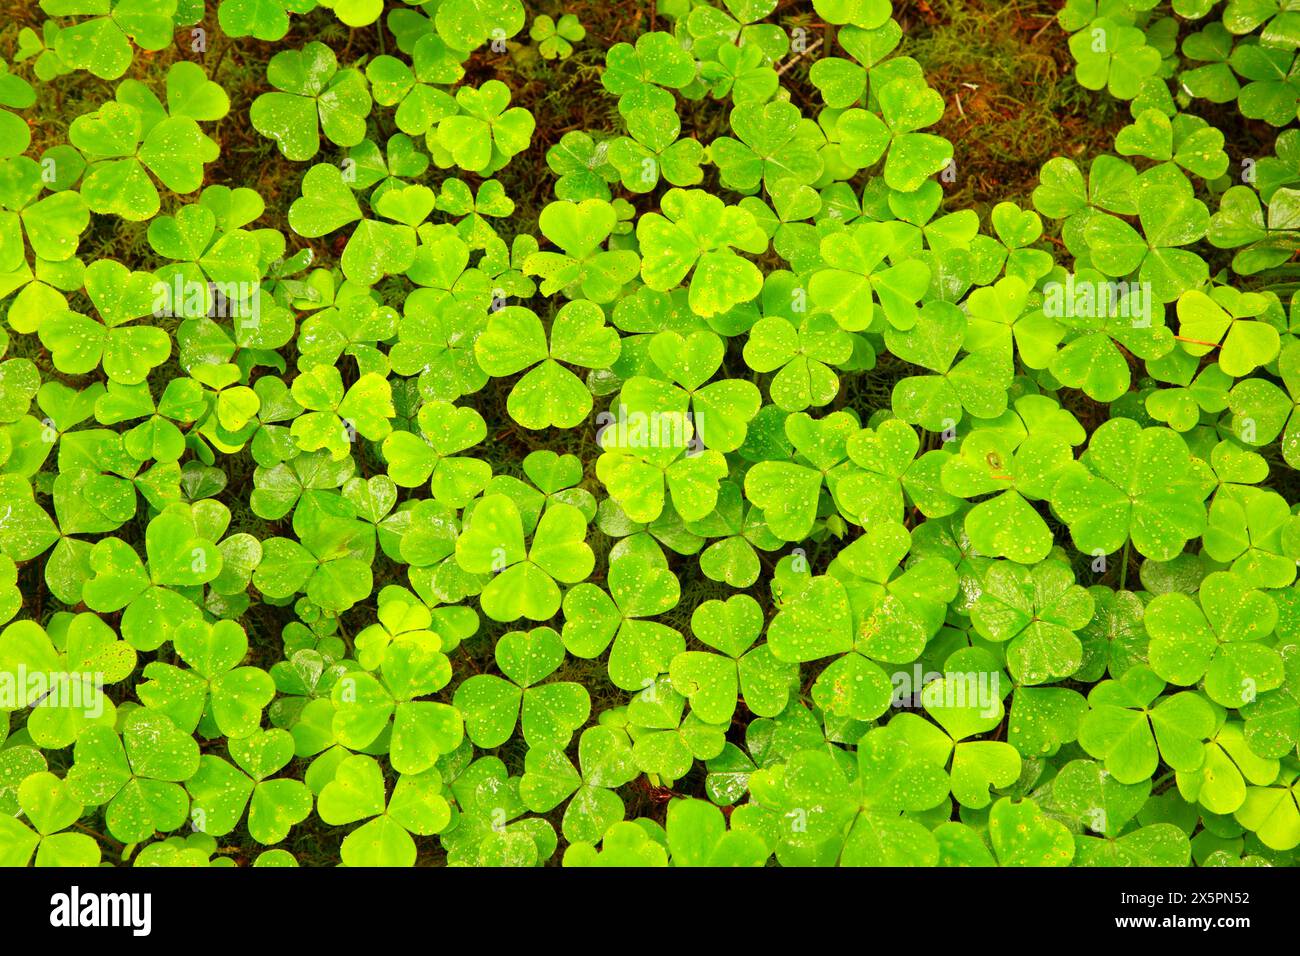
[1052,418,1214,562]
[251,42,372,161]
[455,494,594,622]
[316,755,451,866]
[454,626,590,748]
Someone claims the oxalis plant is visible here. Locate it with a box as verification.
[0,0,1296,871]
